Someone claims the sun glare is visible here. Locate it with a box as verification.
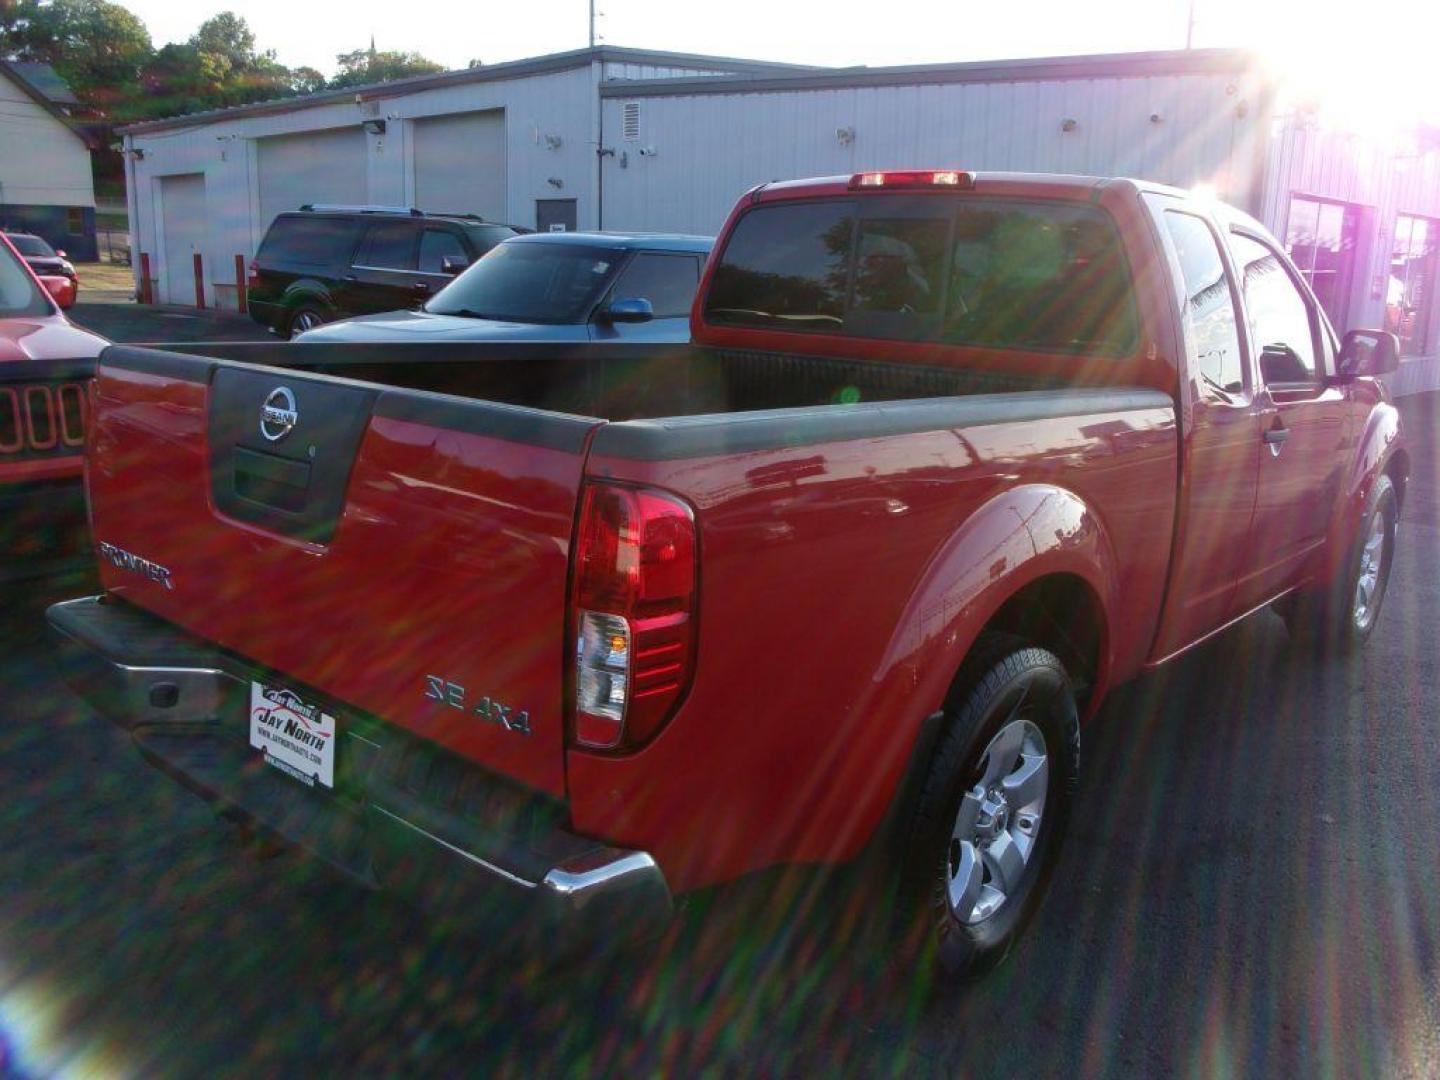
[1228,0,1440,137]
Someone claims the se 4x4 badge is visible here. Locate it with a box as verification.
[424,676,532,736]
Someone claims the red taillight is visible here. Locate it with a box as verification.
[246,259,261,289]
[571,483,697,752]
[849,170,974,190]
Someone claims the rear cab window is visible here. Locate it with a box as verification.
[256,216,359,269]
[704,196,1139,355]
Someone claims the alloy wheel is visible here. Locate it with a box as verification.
[945,716,1049,925]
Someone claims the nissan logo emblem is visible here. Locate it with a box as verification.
[260,386,299,443]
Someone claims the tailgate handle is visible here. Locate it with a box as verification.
[233,446,312,513]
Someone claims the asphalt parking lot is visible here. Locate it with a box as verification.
[0,397,1436,1076]
[69,302,271,344]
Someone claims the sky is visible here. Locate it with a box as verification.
[119,0,1437,124]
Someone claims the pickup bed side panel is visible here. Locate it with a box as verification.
[570,391,1177,892]
[87,348,603,798]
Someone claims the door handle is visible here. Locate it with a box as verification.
[343,274,358,282]
[1263,424,1289,457]
[412,282,430,292]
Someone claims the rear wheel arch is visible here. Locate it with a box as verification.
[842,486,1122,868]
[871,571,1107,861]
[280,280,334,313]
[959,573,1108,706]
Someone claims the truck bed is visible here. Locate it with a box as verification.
[168,340,1062,421]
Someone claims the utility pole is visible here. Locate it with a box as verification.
[589,0,596,48]
[1185,0,1196,49]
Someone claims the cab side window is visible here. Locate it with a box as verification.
[418,229,467,274]
[608,254,701,319]
[354,221,417,271]
[1162,211,1245,398]
[1230,232,1319,385]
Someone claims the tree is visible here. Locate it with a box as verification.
[0,0,153,113]
[3,5,452,121]
[328,47,444,90]
[288,65,326,96]
[138,12,292,115]
[188,10,253,70]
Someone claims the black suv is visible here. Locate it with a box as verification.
[246,206,518,337]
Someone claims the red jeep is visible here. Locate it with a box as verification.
[0,233,105,582]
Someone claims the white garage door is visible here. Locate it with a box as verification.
[413,110,506,221]
[257,127,367,228]
[158,173,205,306]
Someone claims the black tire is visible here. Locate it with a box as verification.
[1282,473,1398,655]
[284,303,327,339]
[895,635,1080,986]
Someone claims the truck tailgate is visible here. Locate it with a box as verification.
[87,346,602,798]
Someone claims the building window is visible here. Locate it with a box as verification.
[66,207,85,235]
[1284,196,1359,334]
[1389,214,1437,357]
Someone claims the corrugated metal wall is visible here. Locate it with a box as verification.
[125,58,753,309]
[599,72,1270,235]
[127,66,605,308]
[1262,117,1440,340]
[601,62,731,81]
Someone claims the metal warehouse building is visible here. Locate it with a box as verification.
[122,44,1439,356]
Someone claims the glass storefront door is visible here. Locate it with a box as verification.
[1285,196,1360,334]
[1390,215,1437,357]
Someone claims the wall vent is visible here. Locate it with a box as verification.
[621,102,640,141]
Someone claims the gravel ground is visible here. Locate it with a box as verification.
[0,398,1436,1077]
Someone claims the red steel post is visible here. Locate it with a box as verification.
[235,254,248,314]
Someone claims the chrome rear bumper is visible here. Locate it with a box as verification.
[47,595,673,935]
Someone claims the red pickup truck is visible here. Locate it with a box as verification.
[50,171,1406,984]
[0,233,105,582]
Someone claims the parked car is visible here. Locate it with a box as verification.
[51,170,1406,988]
[3,231,78,286]
[297,232,713,345]
[245,205,520,338]
[0,233,106,582]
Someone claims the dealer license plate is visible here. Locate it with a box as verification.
[249,682,337,789]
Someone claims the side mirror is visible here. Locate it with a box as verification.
[1336,329,1400,379]
[39,274,76,310]
[55,249,67,259]
[440,254,469,276]
[602,297,654,324]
